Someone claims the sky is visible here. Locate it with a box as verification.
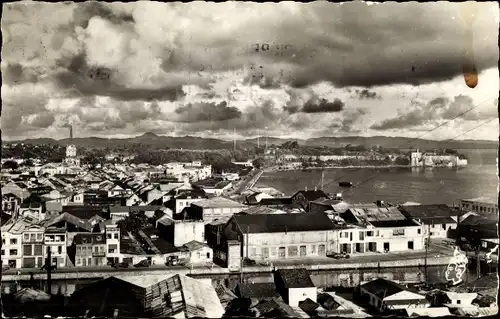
[1,1,499,141]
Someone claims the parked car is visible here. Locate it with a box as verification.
[243,257,256,265]
[166,256,187,266]
[112,262,130,269]
[134,259,151,268]
[327,252,350,259]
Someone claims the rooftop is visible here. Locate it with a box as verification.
[232,212,336,233]
[276,268,315,288]
[192,197,246,208]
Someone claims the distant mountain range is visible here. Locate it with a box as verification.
[6,132,498,150]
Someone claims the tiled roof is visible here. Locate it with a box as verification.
[398,204,458,219]
[361,278,407,299]
[193,197,246,208]
[232,212,335,233]
[276,268,315,288]
[236,283,280,299]
[299,298,320,313]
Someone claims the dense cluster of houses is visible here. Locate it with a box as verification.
[2,157,498,271]
[1,143,497,271]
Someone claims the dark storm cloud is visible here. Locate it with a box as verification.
[174,101,242,122]
[52,54,186,102]
[285,97,345,114]
[2,63,42,86]
[370,94,496,130]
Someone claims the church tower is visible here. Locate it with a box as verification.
[64,125,79,166]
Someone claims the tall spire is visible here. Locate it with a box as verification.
[69,125,73,140]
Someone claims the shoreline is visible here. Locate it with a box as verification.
[264,165,408,173]
[263,164,466,173]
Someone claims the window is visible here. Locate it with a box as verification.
[24,245,33,256]
[9,249,18,256]
[288,246,298,257]
[58,246,62,254]
[339,232,343,238]
[417,228,421,234]
[30,234,36,242]
[359,231,365,241]
[114,233,119,239]
[250,247,256,257]
[376,230,380,237]
[311,245,316,254]
[366,231,373,237]
[34,245,42,255]
[457,300,461,304]
[393,229,405,236]
[300,233,305,242]
[24,234,29,241]
[442,224,446,230]
[95,247,99,253]
[10,238,17,245]
[107,233,112,239]
[408,241,414,250]
[482,241,487,248]
[300,245,307,256]
[271,247,277,257]
[1,250,4,255]
[206,252,211,259]
[278,247,286,258]
[318,244,326,255]
[36,233,42,241]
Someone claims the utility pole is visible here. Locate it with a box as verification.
[476,244,481,279]
[424,222,430,285]
[257,129,260,149]
[41,247,56,295]
[233,128,236,153]
[321,170,325,190]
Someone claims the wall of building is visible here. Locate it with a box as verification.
[460,200,499,214]
[176,198,204,214]
[188,246,213,265]
[201,206,246,224]
[243,230,334,261]
[21,230,45,268]
[337,226,424,254]
[44,233,67,268]
[1,232,22,268]
[174,222,205,247]
[106,226,121,262]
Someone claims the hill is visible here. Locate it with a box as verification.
[5,133,497,150]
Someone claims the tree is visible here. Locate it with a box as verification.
[2,160,19,170]
[117,211,149,235]
[395,156,410,166]
[252,157,265,169]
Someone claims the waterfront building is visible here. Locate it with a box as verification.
[410,149,467,167]
[398,204,458,238]
[182,240,213,265]
[360,278,430,312]
[156,216,205,247]
[274,268,317,307]
[189,197,247,224]
[219,212,336,263]
[104,224,121,264]
[21,222,45,268]
[459,197,498,215]
[1,220,24,269]
[43,227,68,268]
[72,233,107,267]
[337,206,424,254]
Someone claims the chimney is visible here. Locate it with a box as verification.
[305,186,308,191]
[69,125,73,140]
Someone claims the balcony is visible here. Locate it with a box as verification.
[92,251,106,257]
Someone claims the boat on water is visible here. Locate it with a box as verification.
[338,181,353,187]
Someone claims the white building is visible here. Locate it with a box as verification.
[410,149,467,167]
[105,224,121,264]
[275,268,317,307]
[459,197,498,215]
[1,221,23,268]
[43,228,67,268]
[190,197,247,224]
[360,278,430,311]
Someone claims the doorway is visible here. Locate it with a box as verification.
[383,242,390,252]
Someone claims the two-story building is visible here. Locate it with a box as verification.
[337,206,424,254]
[73,233,107,267]
[1,220,24,268]
[156,216,205,247]
[219,212,336,263]
[21,222,46,268]
[166,189,208,215]
[105,224,121,264]
[189,198,247,224]
[43,227,67,268]
[398,204,458,238]
[459,197,498,215]
[2,193,21,217]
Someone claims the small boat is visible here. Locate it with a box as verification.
[338,181,353,187]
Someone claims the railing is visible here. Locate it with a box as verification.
[92,251,106,257]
